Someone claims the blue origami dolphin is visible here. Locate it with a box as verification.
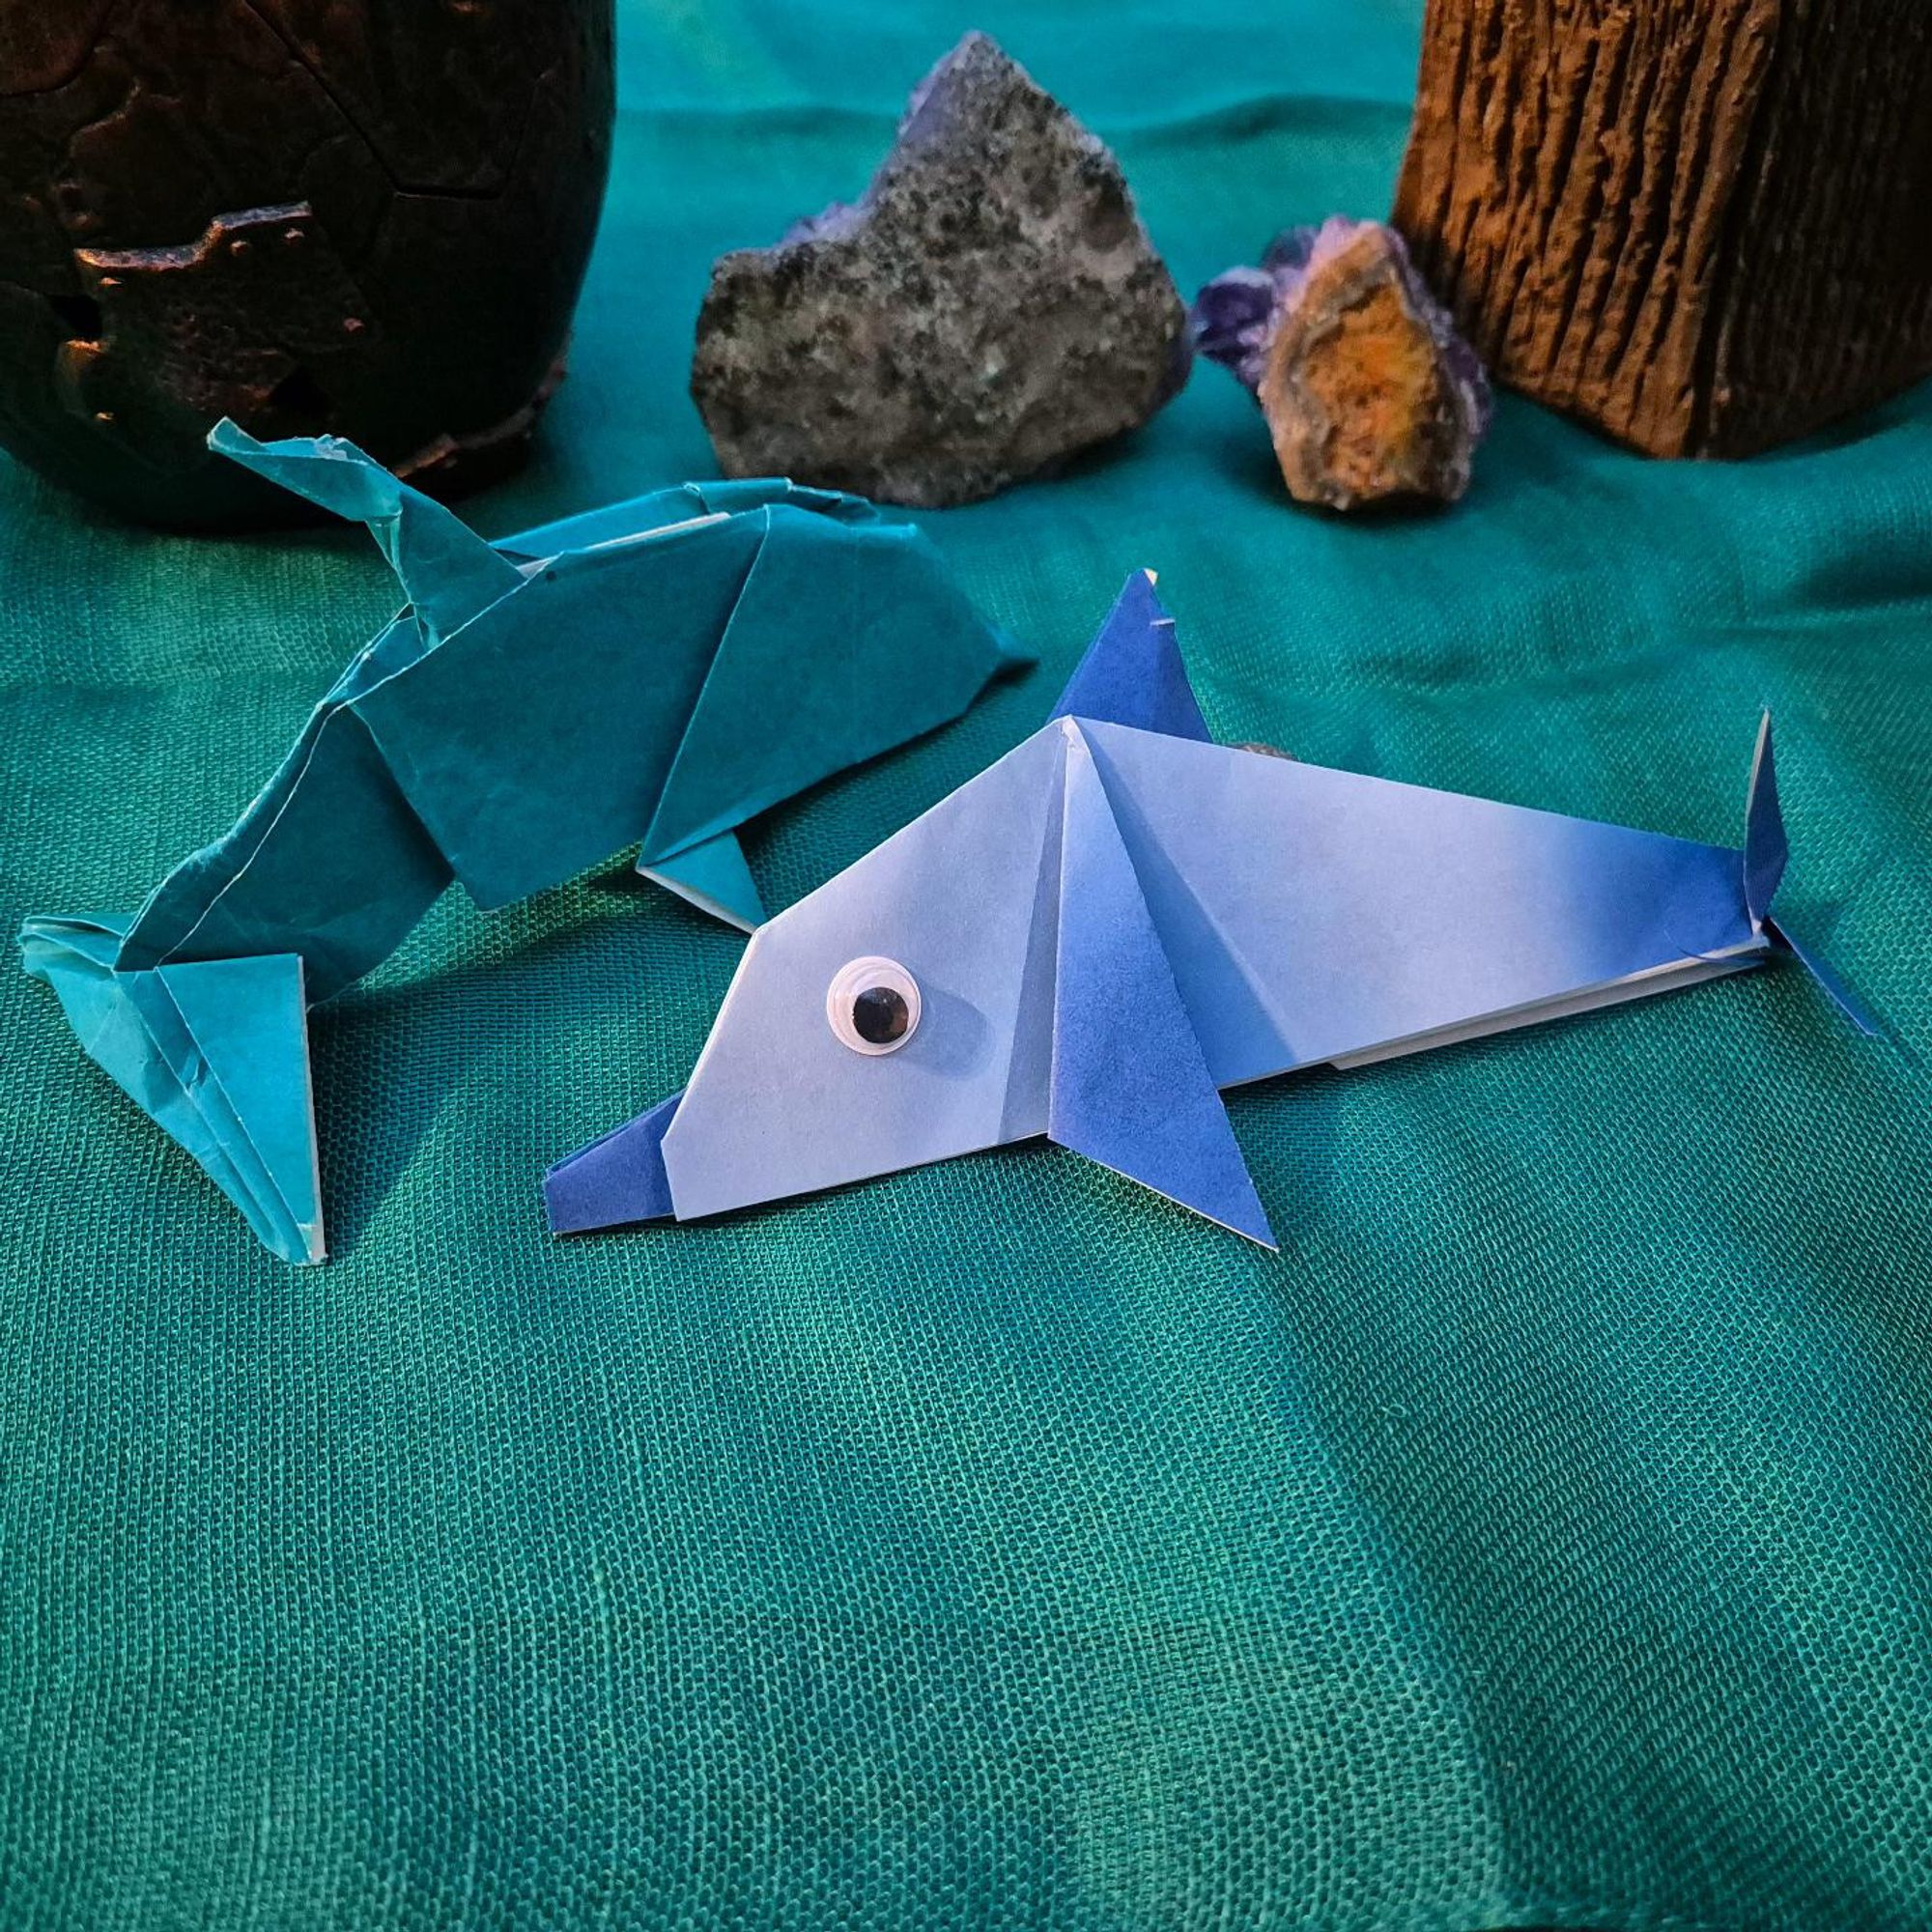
[547,572,1872,1248]
[20,423,1029,1263]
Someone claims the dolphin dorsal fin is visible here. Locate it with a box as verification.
[1051,571,1213,743]
[210,419,521,643]
[1046,723,1275,1246]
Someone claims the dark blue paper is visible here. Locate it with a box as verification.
[1048,724,1276,1246]
[1050,569,1211,742]
[545,1092,683,1234]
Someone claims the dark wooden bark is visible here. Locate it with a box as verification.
[0,0,615,526]
[1392,0,1932,457]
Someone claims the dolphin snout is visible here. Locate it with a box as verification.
[543,1090,683,1234]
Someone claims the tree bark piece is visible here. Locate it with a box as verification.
[1392,0,1932,457]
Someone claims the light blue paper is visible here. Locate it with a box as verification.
[22,423,1029,1263]
[21,917,320,1263]
[549,574,1870,1245]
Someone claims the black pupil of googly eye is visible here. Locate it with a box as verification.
[851,985,910,1046]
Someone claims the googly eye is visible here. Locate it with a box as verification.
[827,956,921,1055]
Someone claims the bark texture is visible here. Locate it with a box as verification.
[0,0,614,526]
[1392,0,1932,457]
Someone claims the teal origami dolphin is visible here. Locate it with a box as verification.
[20,423,1030,1264]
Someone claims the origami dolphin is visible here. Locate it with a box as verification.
[19,423,1029,1263]
[547,572,1871,1248]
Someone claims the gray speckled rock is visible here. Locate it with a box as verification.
[690,33,1189,508]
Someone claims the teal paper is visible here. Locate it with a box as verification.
[19,424,1027,1264]
[156,956,322,1265]
[208,420,522,643]
[642,505,1037,862]
[639,832,766,930]
[19,922,319,1262]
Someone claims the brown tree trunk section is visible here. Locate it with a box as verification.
[1392,0,1932,457]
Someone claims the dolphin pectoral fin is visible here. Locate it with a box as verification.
[20,925,324,1264]
[1048,1015,1276,1248]
[208,419,521,642]
[638,831,766,932]
[1047,725,1276,1248]
[546,1091,683,1234]
[993,626,1038,677]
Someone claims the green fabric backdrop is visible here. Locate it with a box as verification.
[4,2,1930,1925]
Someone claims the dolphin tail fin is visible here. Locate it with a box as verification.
[1743,714,1879,1037]
[21,918,326,1264]
[209,418,521,642]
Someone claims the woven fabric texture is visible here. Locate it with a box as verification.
[3,2,1930,1926]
